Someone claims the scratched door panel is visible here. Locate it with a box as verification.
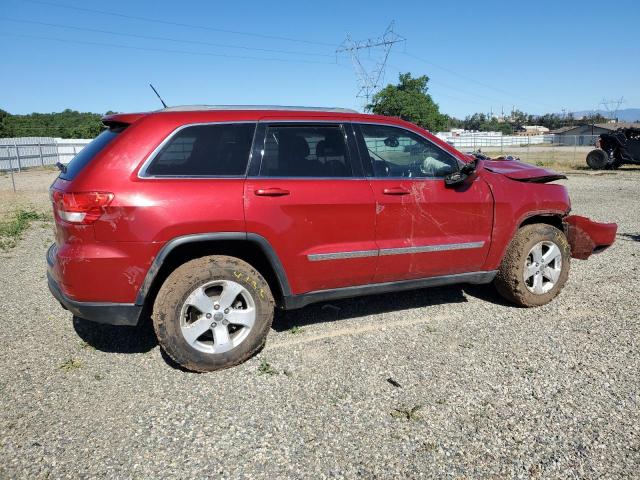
[371,177,493,282]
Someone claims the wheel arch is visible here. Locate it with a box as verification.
[485,211,567,271]
[135,233,291,311]
[518,213,564,231]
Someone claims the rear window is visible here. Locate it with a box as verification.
[60,129,121,180]
[143,123,256,177]
[259,124,353,177]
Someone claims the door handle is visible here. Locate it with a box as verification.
[255,188,290,197]
[382,187,410,196]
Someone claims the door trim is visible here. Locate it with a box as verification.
[307,241,485,262]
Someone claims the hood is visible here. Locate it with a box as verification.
[481,159,567,183]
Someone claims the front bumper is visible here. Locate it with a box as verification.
[47,245,141,326]
[564,215,617,260]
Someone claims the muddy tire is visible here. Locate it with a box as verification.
[152,255,274,372]
[494,224,570,307]
[586,149,609,170]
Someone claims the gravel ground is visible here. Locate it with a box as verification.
[0,170,638,479]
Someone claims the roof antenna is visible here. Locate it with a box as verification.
[149,83,168,108]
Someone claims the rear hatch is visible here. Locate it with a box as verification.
[49,115,143,258]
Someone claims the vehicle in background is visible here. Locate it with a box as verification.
[586,127,640,169]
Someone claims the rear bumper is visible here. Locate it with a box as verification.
[47,245,141,326]
[564,215,617,260]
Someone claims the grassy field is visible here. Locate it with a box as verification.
[483,148,589,170]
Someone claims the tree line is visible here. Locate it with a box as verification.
[367,73,611,134]
[0,108,112,138]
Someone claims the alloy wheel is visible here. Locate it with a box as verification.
[179,280,255,354]
[523,240,563,295]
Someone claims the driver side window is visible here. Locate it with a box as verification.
[359,124,458,178]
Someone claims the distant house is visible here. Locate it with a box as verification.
[517,125,550,136]
[550,122,640,145]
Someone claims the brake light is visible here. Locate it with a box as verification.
[51,191,114,224]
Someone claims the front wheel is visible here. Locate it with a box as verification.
[152,255,274,372]
[494,224,571,307]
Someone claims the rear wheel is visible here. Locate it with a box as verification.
[494,224,570,307]
[586,149,609,169]
[152,255,274,372]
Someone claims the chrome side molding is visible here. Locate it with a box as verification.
[307,241,485,262]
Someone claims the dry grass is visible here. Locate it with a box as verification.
[0,168,57,221]
[483,149,588,171]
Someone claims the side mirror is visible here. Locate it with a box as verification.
[383,135,399,148]
[444,159,477,187]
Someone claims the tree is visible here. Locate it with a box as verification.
[0,108,105,138]
[509,109,529,130]
[0,109,7,137]
[462,113,487,131]
[366,73,448,132]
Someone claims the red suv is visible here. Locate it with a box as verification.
[47,106,617,371]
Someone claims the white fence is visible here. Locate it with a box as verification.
[435,134,598,150]
[0,138,91,171]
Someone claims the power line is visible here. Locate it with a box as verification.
[23,0,336,47]
[0,32,340,65]
[401,51,557,111]
[0,17,336,58]
[337,22,405,105]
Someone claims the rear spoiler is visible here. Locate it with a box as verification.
[101,113,147,129]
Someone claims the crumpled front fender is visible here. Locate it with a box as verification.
[563,215,617,260]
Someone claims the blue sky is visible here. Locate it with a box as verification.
[2,0,639,118]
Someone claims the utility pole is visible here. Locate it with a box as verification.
[337,22,405,108]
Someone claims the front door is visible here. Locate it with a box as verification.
[244,122,377,294]
[354,123,493,283]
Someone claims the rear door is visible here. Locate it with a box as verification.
[244,122,377,294]
[354,123,493,283]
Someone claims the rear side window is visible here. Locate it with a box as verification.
[259,124,353,177]
[144,123,256,177]
[60,129,121,180]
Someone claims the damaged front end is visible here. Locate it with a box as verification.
[563,215,617,260]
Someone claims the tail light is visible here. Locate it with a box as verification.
[51,190,114,224]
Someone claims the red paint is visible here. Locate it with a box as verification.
[371,175,493,282]
[244,179,377,292]
[564,215,617,259]
[481,159,564,181]
[48,107,617,305]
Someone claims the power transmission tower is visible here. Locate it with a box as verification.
[337,22,405,108]
[600,97,625,122]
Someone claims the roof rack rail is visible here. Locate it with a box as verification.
[159,105,359,113]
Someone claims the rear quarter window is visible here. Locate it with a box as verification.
[59,129,121,180]
[143,123,256,177]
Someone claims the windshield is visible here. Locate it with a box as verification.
[59,129,121,181]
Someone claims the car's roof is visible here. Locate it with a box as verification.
[102,105,405,127]
[159,105,359,113]
[101,105,470,162]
